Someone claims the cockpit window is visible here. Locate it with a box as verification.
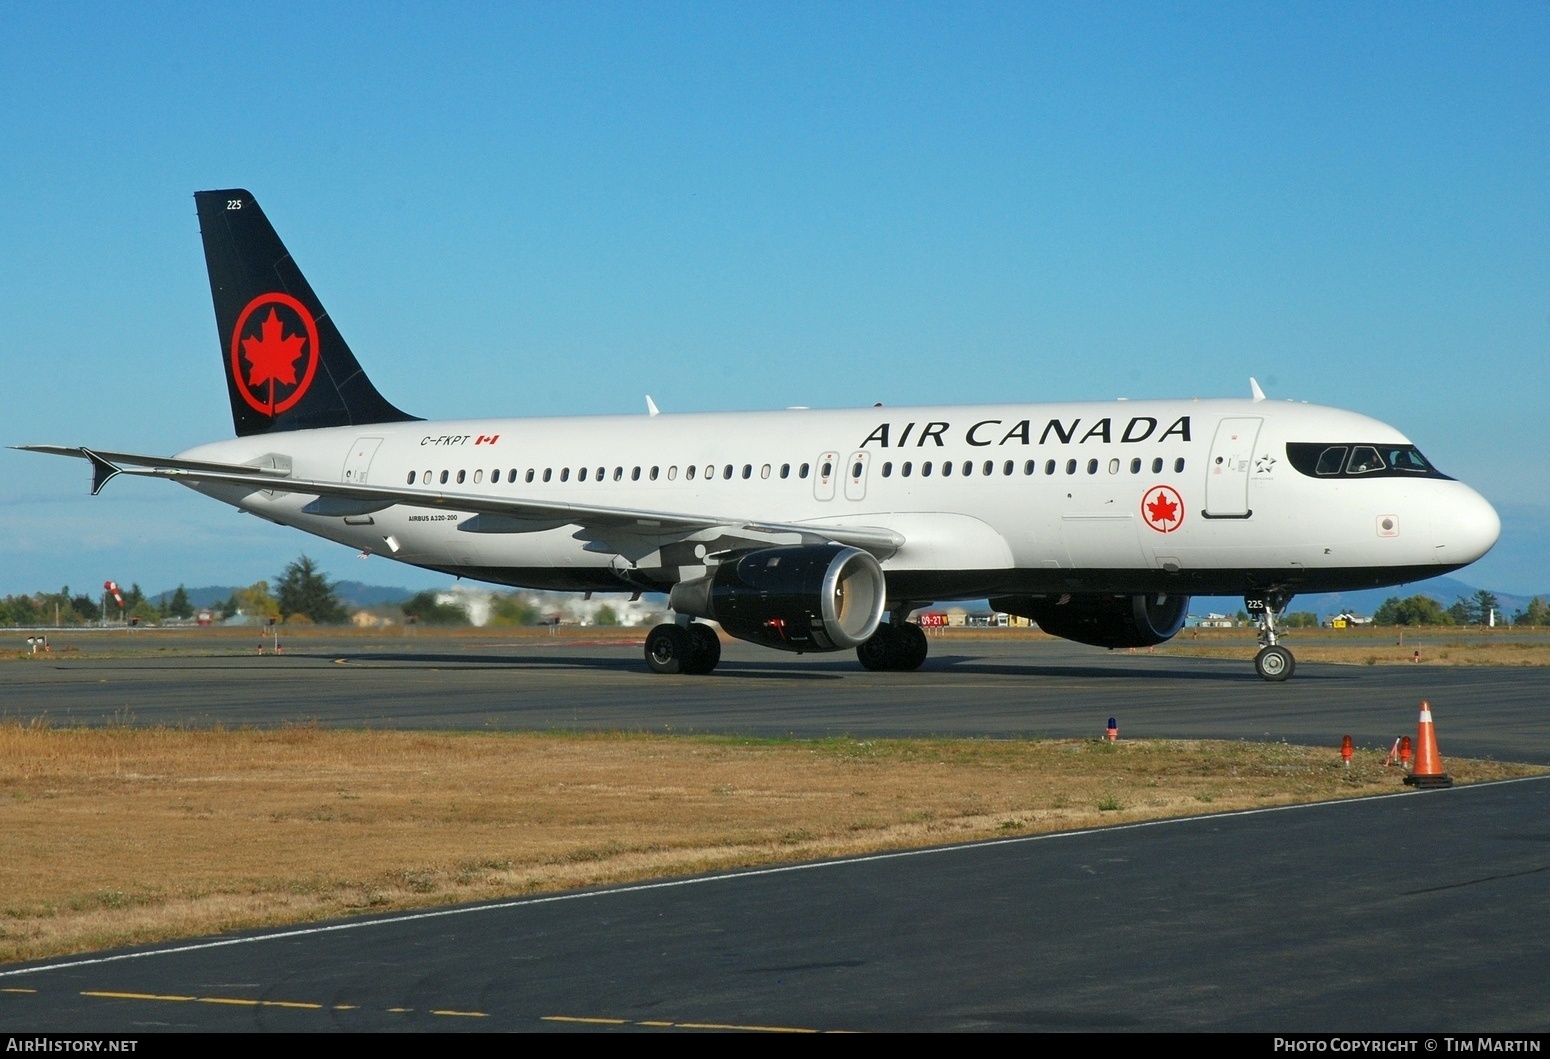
[1286,443,1449,480]
[1314,446,1347,476]
[1346,446,1385,474]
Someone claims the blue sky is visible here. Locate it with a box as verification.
[1,2,1546,598]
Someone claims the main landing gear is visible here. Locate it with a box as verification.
[856,620,929,672]
[644,621,722,675]
[1248,592,1295,682]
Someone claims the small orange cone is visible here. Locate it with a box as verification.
[1403,700,1452,788]
[1341,735,1353,768]
[1399,736,1412,768]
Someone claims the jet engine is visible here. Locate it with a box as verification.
[669,544,886,652]
[990,592,1190,649]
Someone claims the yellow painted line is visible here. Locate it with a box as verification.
[637,1020,674,1026]
[197,996,323,1010]
[543,1015,629,1025]
[674,1022,817,1034]
[83,990,195,1002]
[334,1004,358,1010]
[387,1007,412,1013]
[432,1009,489,1018]
[1,988,36,994]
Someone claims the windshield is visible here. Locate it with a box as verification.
[1286,443,1448,480]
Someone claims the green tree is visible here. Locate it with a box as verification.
[488,594,539,625]
[1516,597,1550,627]
[232,581,280,621]
[165,585,194,620]
[1473,589,1501,626]
[401,591,469,626]
[1373,595,1453,626]
[1447,597,1478,626]
[71,594,101,622]
[276,556,348,624]
[595,604,618,626]
[1281,611,1319,628]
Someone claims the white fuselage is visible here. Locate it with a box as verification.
[177,397,1500,604]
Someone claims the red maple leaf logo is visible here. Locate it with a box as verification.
[241,308,308,390]
[229,293,320,417]
[1142,486,1184,533]
[1146,492,1178,525]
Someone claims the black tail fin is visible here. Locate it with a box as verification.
[195,189,419,437]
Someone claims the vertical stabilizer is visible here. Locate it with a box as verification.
[195,189,418,437]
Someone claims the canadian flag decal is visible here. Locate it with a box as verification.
[475,435,500,445]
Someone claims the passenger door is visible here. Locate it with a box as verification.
[1204,418,1261,518]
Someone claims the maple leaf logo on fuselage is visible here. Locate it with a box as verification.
[1141,486,1184,533]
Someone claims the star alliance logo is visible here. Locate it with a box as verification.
[1255,454,1277,474]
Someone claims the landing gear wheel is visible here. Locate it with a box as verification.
[645,624,694,674]
[894,622,929,671]
[682,623,722,675]
[857,624,899,671]
[1255,645,1294,682]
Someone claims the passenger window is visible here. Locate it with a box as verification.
[1002,460,1013,476]
[761,464,771,479]
[1346,446,1385,474]
[1045,460,1056,475]
[821,461,833,478]
[851,461,862,478]
[1107,459,1118,474]
[1174,458,1185,473]
[922,461,933,477]
[780,463,791,479]
[1130,458,1141,474]
[473,470,483,484]
[527,469,537,483]
[800,463,810,479]
[1065,460,1076,475]
[490,468,499,481]
[724,465,734,480]
[1152,458,1163,474]
[509,469,518,483]
[578,467,588,482]
[424,469,432,483]
[561,468,570,482]
[1087,459,1098,475]
[706,465,716,480]
[648,466,658,481]
[686,465,696,480]
[440,470,450,484]
[667,466,677,480]
[631,467,641,481]
[902,461,913,477]
[882,462,893,477]
[941,461,952,477]
[1316,446,1349,475]
[614,467,623,481]
[406,471,416,484]
[1023,460,1035,475]
[742,464,752,479]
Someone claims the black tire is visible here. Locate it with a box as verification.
[682,623,722,674]
[856,624,898,671]
[645,624,694,675]
[1254,645,1294,682]
[895,622,929,671]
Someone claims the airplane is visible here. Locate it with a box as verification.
[19,190,1501,681]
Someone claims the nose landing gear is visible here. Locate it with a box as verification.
[1248,592,1295,682]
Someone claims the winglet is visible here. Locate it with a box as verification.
[645,395,660,417]
[81,448,122,496]
[1249,378,1266,403]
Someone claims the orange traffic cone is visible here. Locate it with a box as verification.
[1403,700,1452,789]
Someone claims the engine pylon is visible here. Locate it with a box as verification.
[1403,700,1453,789]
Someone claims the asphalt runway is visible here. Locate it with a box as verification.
[3,633,1548,763]
[2,775,1547,1032]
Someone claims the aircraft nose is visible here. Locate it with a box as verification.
[1433,484,1500,566]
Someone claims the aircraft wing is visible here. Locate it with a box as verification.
[16,446,905,557]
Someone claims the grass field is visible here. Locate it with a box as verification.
[0,722,1536,965]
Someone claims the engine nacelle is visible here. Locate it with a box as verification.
[670,544,886,652]
[990,592,1190,649]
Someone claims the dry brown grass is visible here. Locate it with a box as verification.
[0,722,1537,965]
